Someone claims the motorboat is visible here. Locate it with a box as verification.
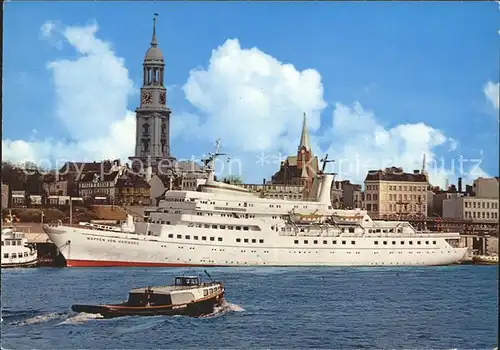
[472,254,499,265]
[71,272,224,318]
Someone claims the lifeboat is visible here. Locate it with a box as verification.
[71,273,225,318]
[331,213,363,224]
[290,212,325,224]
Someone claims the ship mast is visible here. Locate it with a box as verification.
[203,138,228,183]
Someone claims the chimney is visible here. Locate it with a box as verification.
[413,170,420,174]
[458,177,462,193]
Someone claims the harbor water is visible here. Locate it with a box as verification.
[1,266,498,349]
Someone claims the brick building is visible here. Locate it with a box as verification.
[115,175,151,206]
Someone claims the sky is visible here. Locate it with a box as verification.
[2,2,499,187]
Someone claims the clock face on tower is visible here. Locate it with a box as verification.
[142,91,153,104]
[159,92,166,105]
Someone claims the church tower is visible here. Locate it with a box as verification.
[130,14,175,173]
[297,113,315,200]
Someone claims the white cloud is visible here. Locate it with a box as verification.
[182,39,326,152]
[484,81,499,111]
[3,21,136,168]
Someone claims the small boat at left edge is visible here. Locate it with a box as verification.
[1,211,38,268]
[71,271,225,318]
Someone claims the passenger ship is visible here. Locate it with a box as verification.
[43,143,467,268]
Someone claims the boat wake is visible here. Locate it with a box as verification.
[3,310,102,326]
[8,311,70,326]
[56,312,103,325]
[201,299,245,319]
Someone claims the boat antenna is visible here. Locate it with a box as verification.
[203,139,229,183]
[204,269,214,282]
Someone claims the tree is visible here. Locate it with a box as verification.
[26,170,44,195]
[1,161,27,190]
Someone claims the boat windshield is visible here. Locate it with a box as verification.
[174,277,199,286]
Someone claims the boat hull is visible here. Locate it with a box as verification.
[1,258,38,269]
[71,293,224,318]
[472,255,499,265]
[44,224,468,268]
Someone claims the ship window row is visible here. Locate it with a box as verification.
[150,219,172,224]
[195,212,256,219]
[189,224,255,231]
[2,239,23,246]
[340,228,356,233]
[199,200,255,208]
[167,233,223,242]
[368,228,402,234]
[374,240,437,245]
[294,239,356,245]
[236,238,265,244]
[3,252,30,258]
[166,197,190,202]
[203,286,220,297]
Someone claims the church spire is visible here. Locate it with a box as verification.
[298,112,312,152]
[151,13,158,47]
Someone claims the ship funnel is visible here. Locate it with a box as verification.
[319,174,334,204]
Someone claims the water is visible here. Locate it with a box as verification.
[1,266,498,349]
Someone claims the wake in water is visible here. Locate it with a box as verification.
[56,312,103,325]
[8,312,70,326]
[3,310,102,326]
[200,299,245,319]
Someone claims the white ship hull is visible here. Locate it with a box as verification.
[44,224,467,267]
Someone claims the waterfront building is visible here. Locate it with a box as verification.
[78,171,122,202]
[115,174,151,206]
[330,180,364,209]
[472,177,499,199]
[364,166,428,219]
[239,183,305,201]
[443,196,499,222]
[11,190,26,208]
